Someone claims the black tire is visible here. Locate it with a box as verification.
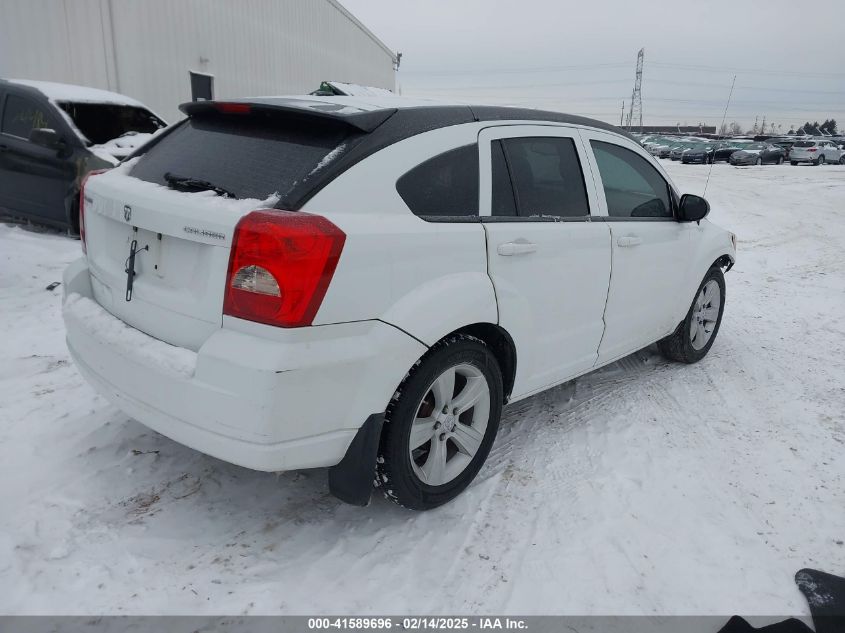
[839,156,845,165]
[658,267,726,364]
[791,161,798,166]
[376,334,503,510]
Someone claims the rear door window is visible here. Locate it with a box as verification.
[129,113,352,201]
[396,144,479,217]
[2,94,54,140]
[499,137,589,218]
[590,140,672,218]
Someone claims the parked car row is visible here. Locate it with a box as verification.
[634,133,845,166]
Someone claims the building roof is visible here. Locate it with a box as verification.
[327,0,397,62]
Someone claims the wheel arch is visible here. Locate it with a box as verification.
[446,322,517,403]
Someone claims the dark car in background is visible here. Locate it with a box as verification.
[729,142,787,166]
[669,141,698,160]
[712,140,753,162]
[765,136,801,159]
[681,142,720,164]
[0,79,166,231]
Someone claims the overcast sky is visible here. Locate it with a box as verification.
[343,0,845,132]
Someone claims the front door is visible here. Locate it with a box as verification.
[479,126,612,398]
[579,129,695,365]
[0,92,74,224]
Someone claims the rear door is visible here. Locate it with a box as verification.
[579,129,695,365]
[83,110,354,350]
[0,91,75,223]
[479,125,611,397]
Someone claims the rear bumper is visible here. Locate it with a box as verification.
[62,258,426,472]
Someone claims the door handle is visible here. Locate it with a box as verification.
[617,235,643,247]
[497,240,537,256]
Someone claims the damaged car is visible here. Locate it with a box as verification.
[0,79,166,232]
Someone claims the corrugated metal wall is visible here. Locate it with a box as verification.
[0,0,396,121]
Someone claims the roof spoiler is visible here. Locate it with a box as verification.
[179,99,397,133]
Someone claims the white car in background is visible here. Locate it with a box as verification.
[62,97,736,510]
[789,139,845,165]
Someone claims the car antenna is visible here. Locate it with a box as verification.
[704,74,736,198]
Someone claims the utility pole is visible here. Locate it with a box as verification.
[760,115,766,136]
[624,48,644,133]
[620,101,625,127]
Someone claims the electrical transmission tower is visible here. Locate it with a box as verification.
[625,48,644,132]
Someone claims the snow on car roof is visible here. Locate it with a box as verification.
[322,81,396,97]
[4,79,146,107]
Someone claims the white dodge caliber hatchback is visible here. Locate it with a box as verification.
[63,97,736,510]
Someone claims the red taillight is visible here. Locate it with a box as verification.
[223,210,346,328]
[78,169,107,253]
[214,102,251,115]
[808,148,817,152]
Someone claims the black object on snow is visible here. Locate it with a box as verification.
[795,568,845,633]
[717,615,813,632]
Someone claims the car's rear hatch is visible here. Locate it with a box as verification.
[81,100,392,350]
[789,141,816,159]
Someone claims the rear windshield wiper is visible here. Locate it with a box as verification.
[164,172,236,199]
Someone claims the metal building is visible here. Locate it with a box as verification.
[0,0,397,122]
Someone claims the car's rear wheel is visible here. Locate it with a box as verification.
[658,267,726,364]
[839,156,845,165]
[816,155,825,165]
[377,334,503,510]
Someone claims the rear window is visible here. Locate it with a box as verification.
[396,145,479,217]
[59,102,165,145]
[794,141,816,147]
[130,114,351,201]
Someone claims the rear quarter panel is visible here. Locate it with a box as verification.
[303,123,498,345]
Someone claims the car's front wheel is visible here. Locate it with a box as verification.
[777,156,784,165]
[658,267,726,364]
[377,334,503,510]
[816,155,825,165]
[839,156,845,165]
[755,157,762,166]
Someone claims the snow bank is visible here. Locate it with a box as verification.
[63,293,196,379]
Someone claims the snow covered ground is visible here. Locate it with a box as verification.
[0,162,843,616]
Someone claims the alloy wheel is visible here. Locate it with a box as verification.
[408,363,491,486]
[690,280,721,350]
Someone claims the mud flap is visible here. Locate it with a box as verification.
[327,413,384,506]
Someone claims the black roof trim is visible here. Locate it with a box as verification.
[282,104,635,210]
[179,99,398,133]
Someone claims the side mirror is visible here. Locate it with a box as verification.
[677,193,710,223]
[29,127,62,149]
